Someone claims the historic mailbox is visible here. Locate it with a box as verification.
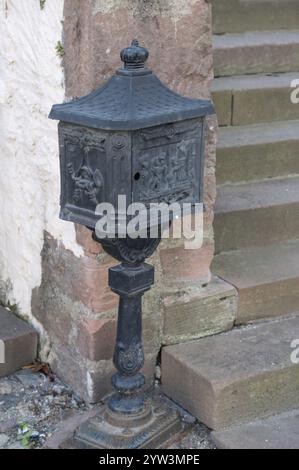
[50,40,214,449]
[50,40,213,230]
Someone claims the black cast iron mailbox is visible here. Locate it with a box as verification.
[50,40,213,230]
[49,40,214,449]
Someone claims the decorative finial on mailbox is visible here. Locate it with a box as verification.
[120,39,149,69]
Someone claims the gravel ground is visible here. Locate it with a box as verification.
[0,370,215,450]
[0,370,90,449]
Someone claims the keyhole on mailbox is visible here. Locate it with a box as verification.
[134,172,141,181]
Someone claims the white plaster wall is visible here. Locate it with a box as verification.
[0,0,83,322]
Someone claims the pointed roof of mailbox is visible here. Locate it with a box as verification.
[49,40,214,131]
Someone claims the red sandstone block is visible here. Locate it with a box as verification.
[76,225,103,256]
[78,315,162,361]
[78,317,116,361]
[160,243,213,284]
[77,257,118,313]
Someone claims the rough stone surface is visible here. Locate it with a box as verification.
[214,31,299,77]
[212,0,299,34]
[76,225,103,257]
[212,410,299,450]
[92,0,201,20]
[48,343,114,403]
[63,0,213,101]
[214,177,299,253]
[0,307,37,378]
[159,242,214,286]
[212,73,299,126]
[163,276,237,345]
[216,120,299,184]
[213,240,299,324]
[162,316,299,430]
[78,317,116,361]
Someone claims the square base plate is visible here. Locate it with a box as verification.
[61,399,181,449]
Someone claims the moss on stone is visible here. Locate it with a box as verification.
[55,41,65,58]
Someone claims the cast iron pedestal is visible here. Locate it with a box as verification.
[63,235,181,449]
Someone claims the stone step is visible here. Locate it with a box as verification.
[0,307,37,377]
[214,177,299,253]
[162,316,299,430]
[214,31,299,77]
[212,0,299,34]
[217,121,299,185]
[212,239,299,324]
[212,409,299,449]
[211,73,299,126]
[162,276,237,346]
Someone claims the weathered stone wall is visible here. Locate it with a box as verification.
[63,0,217,289]
[30,0,230,402]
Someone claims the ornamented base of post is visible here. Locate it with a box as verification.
[61,399,181,449]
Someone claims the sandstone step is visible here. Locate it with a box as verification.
[212,409,299,449]
[0,307,37,377]
[162,276,237,346]
[162,316,299,430]
[211,73,299,126]
[212,239,299,324]
[217,121,299,185]
[214,31,299,77]
[212,0,299,34]
[214,177,299,253]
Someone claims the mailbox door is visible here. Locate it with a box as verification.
[58,124,131,228]
[132,118,204,208]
